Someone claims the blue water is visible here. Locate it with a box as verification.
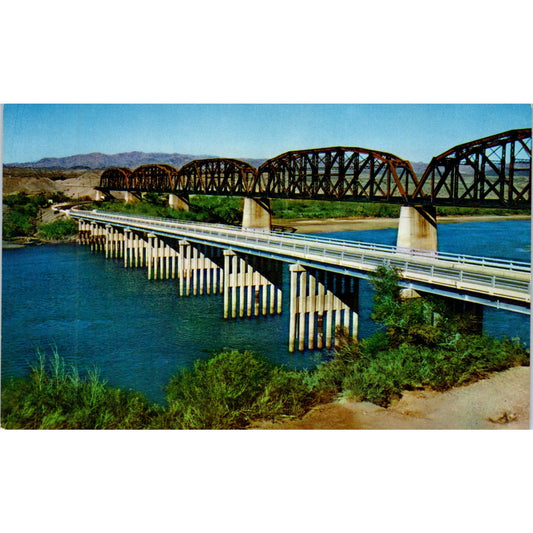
[2,219,530,403]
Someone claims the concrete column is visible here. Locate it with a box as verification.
[289,263,305,353]
[242,198,271,231]
[169,194,190,211]
[231,254,238,318]
[104,225,111,257]
[325,287,334,349]
[298,270,307,351]
[317,277,325,349]
[308,274,316,350]
[223,249,234,319]
[147,234,155,280]
[397,205,437,253]
[89,223,96,251]
[246,263,253,317]
[124,191,139,204]
[178,240,191,296]
[171,247,177,279]
[123,229,131,268]
[199,251,205,295]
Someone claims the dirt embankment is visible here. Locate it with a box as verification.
[254,366,530,430]
[2,169,103,200]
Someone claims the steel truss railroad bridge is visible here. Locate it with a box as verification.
[97,128,531,208]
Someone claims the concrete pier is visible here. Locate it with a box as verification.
[177,241,223,297]
[124,191,140,204]
[242,198,271,231]
[289,265,359,352]
[169,194,190,211]
[396,205,438,253]
[222,250,282,320]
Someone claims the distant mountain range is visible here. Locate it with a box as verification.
[5,151,267,170]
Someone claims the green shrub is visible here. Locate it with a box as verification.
[37,218,78,240]
[2,209,36,238]
[160,350,313,429]
[92,195,242,225]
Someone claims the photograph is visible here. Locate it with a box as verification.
[2,103,530,430]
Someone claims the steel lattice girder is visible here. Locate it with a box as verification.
[127,164,179,192]
[412,128,532,207]
[175,158,256,195]
[255,146,420,201]
[99,167,132,189]
[97,130,531,209]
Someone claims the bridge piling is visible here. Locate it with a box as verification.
[168,194,190,211]
[242,198,271,231]
[396,205,438,254]
[124,229,132,268]
[222,251,281,321]
[289,266,359,352]
[147,234,155,280]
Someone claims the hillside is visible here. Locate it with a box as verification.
[3,168,103,200]
[4,151,266,170]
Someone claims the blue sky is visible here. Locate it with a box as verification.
[3,103,531,164]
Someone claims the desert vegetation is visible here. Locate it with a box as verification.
[2,192,73,240]
[88,195,530,225]
[2,267,528,429]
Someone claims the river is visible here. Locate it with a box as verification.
[1,219,530,403]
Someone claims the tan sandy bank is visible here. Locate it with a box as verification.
[254,366,530,430]
[274,214,531,234]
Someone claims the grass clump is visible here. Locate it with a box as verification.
[1,349,157,429]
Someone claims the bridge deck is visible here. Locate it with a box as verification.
[69,209,531,314]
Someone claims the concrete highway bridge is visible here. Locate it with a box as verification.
[69,209,531,352]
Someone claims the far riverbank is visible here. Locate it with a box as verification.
[275,214,531,233]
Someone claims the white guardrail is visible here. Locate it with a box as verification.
[69,209,531,303]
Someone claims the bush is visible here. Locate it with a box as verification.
[160,350,313,429]
[338,335,529,407]
[92,195,242,225]
[38,218,78,240]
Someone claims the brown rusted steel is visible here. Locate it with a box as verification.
[255,147,419,202]
[175,158,256,196]
[412,128,531,207]
[97,132,530,209]
[99,167,132,190]
[127,164,179,192]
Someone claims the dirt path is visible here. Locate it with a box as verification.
[254,366,530,430]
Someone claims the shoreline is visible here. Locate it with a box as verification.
[254,365,530,430]
[274,214,531,233]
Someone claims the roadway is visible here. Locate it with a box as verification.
[68,209,531,314]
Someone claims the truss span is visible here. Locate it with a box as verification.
[97,130,531,209]
[175,158,256,195]
[99,167,132,190]
[413,128,532,207]
[255,146,419,202]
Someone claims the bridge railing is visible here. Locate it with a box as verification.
[72,209,531,274]
[69,209,531,304]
